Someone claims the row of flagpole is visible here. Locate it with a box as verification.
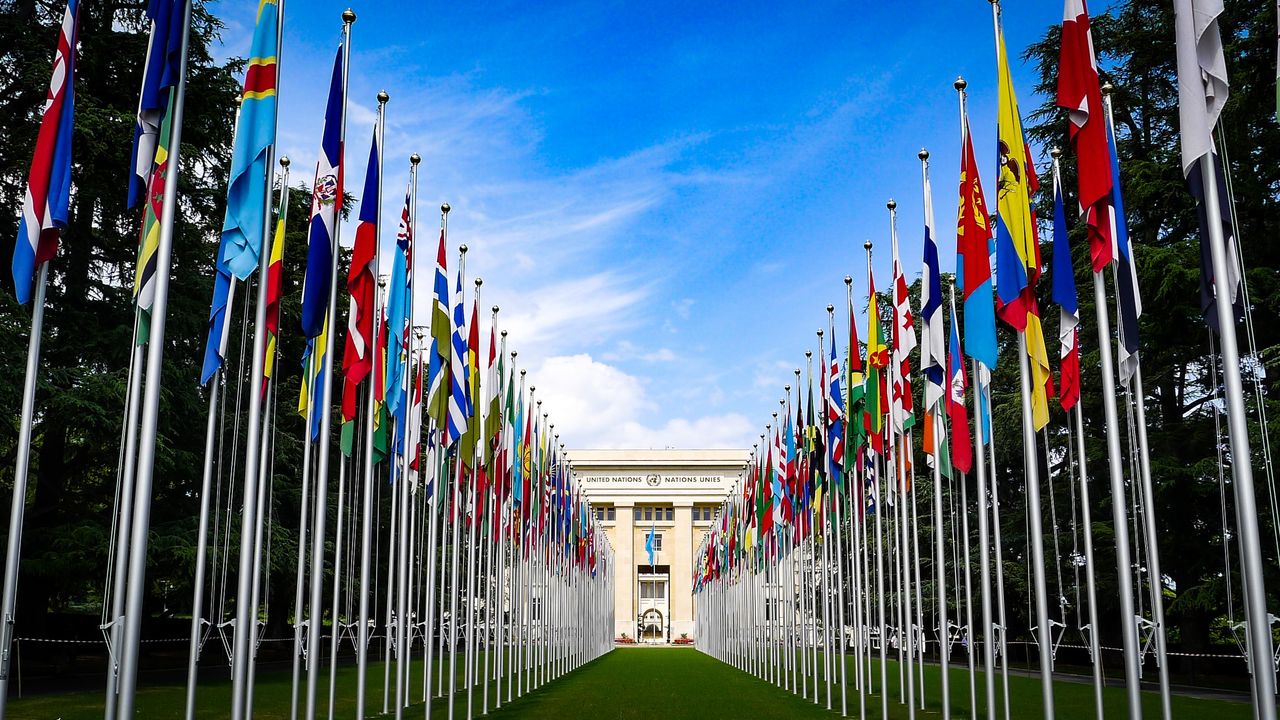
[695,2,1275,720]
[1,2,618,719]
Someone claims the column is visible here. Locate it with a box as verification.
[614,501,635,640]
[671,501,694,639]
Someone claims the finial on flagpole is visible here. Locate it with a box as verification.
[459,244,468,255]
[377,90,390,104]
[415,327,425,340]
[1051,146,1062,159]
[492,305,500,314]
[342,8,356,24]
[784,384,790,393]
[918,148,929,161]
[794,367,802,377]
[886,198,896,211]
[954,76,967,92]
[280,155,290,168]
[410,153,421,166]
[530,386,536,394]
[827,303,835,313]
[816,328,823,339]
[863,240,873,251]
[805,351,812,359]
[441,202,451,215]
[1101,81,1115,96]
[844,275,852,286]
[500,330,507,337]
[475,277,482,288]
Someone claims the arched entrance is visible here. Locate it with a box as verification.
[640,608,665,643]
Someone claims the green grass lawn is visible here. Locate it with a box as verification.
[5,646,1255,719]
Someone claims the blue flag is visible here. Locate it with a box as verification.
[300,46,345,339]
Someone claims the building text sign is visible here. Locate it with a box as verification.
[576,473,729,488]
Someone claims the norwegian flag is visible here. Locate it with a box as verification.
[1057,0,1115,271]
[13,0,80,304]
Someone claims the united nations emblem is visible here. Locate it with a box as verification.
[315,173,339,207]
[645,474,660,487]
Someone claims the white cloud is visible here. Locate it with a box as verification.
[529,354,754,450]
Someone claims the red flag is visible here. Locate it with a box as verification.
[1057,0,1115,271]
[341,128,380,421]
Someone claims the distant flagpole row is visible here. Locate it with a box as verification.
[695,3,1275,720]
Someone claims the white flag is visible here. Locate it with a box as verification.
[1174,0,1229,176]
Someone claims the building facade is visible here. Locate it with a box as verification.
[569,449,748,642]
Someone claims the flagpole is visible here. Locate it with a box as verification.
[303,12,355,718]
[106,316,149,720]
[183,330,221,720]
[1195,147,1278,716]
[113,2,192,716]
[466,277,484,720]
[354,90,388,720]
[1097,85,1174,720]
[0,256,45,720]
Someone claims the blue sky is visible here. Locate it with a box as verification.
[211,0,1062,450]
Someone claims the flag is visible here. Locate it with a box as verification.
[1104,113,1144,385]
[1051,167,1081,412]
[261,202,287,396]
[13,0,80,305]
[427,229,451,431]
[826,317,845,487]
[484,323,503,469]
[1057,0,1115,271]
[300,45,345,339]
[646,521,657,567]
[342,125,380,424]
[865,268,889,453]
[946,293,973,475]
[890,218,916,434]
[921,161,946,456]
[128,0,184,209]
[406,348,424,486]
[460,299,482,467]
[132,91,176,345]
[994,24,1052,430]
[956,118,997,369]
[846,290,866,459]
[1175,0,1228,180]
[384,188,411,417]
[1174,0,1243,336]
[216,0,280,279]
[446,270,470,446]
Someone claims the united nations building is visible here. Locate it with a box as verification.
[568,449,749,643]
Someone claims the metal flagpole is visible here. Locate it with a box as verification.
[1013,334,1056,717]
[355,89,388,720]
[447,246,470,719]
[465,277,484,719]
[247,344,278,712]
[304,13,355,718]
[114,3,192,716]
[1089,266,1143,717]
[291,368,318,720]
[864,240,888,720]
[1098,85,1174,720]
[1196,146,1277,716]
[228,0,285,712]
[394,156,420,719]
[184,341,222,720]
[1071,403,1104,719]
[107,324,147,720]
[356,272,386,718]
[0,256,48,719]
[828,312,849,718]
[955,73,997,720]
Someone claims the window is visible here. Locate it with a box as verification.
[634,507,641,521]
[644,507,653,521]
[665,507,674,522]
[606,507,615,521]
[596,508,604,521]
[698,507,712,521]
[651,533,663,552]
[705,507,714,521]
